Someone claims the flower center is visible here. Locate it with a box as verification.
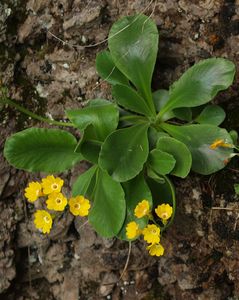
[161,212,168,219]
[151,229,157,235]
[74,203,81,210]
[44,216,50,223]
[56,198,62,204]
[51,183,58,190]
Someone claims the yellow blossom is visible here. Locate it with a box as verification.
[155,204,173,223]
[41,175,64,194]
[69,195,91,217]
[210,139,232,150]
[147,243,164,257]
[134,199,150,218]
[46,192,67,211]
[34,210,52,234]
[24,181,42,202]
[126,221,141,239]
[142,224,160,244]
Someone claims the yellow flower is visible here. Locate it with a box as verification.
[69,195,91,217]
[41,175,64,194]
[134,199,150,218]
[155,204,173,223]
[46,192,67,211]
[24,181,42,202]
[126,221,141,239]
[34,210,52,234]
[147,243,164,257]
[142,224,160,244]
[210,139,232,150]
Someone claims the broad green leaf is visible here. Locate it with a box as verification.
[79,139,102,164]
[118,173,152,240]
[234,183,239,195]
[153,90,192,121]
[147,176,175,208]
[66,99,119,141]
[147,168,165,184]
[148,127,169,149]
[153,89,174,121]
[173,107,192,122]
[161,123,233,175]
[4,128,82,172]
[159,58,235,116]
[72,165,98,197]
[112,84,153,117]
[109,14,158,114]
[153,89,169,112]
[229,130,238,145]
[156,137,192,178]
[195,105,226,126]
[99,124,149,182]
[89,169,126,238]
[148,149,176,175]
[147,176,176,227]
[119,113,148,127]
[96,50,129,85]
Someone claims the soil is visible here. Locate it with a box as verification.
[0,0,239,299]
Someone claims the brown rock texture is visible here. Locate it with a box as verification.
[0,0,239,299]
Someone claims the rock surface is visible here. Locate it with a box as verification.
[0,0,239,299]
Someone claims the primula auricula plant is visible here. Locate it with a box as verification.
[2,14,238,257]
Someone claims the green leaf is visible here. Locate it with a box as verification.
[96,50,129,86]
[148,149,176,175]
[156,137,192,178]
[147,176,175,208]
[4,128,82,172]
[229,130,238,145]
[234,183,239,195]
[79,139,102,164]
[147,176,176,228]
[173,107,192,122]
[148,127,169,149]
[118,173,152,240]
[153,89,169,112]
[109,14,158,114]
[195,105,226,126]
[159,58,235,116]
[147,168,165,184]
[99,124,149,182]
[66,99,119,141]
[161,123,233,175]
[112,84,153,117]
[89,169,126,238]
[153,90,192,121]
[72,165,98,197]
[153,89,174,121]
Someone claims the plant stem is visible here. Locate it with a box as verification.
[1,96,75,127]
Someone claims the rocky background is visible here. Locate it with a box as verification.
[0,0,239,299]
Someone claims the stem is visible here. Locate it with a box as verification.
[1,96,75,127]
[212,207,239,211]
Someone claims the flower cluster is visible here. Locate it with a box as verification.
[126,200,173,257]
[24,175,91,234]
